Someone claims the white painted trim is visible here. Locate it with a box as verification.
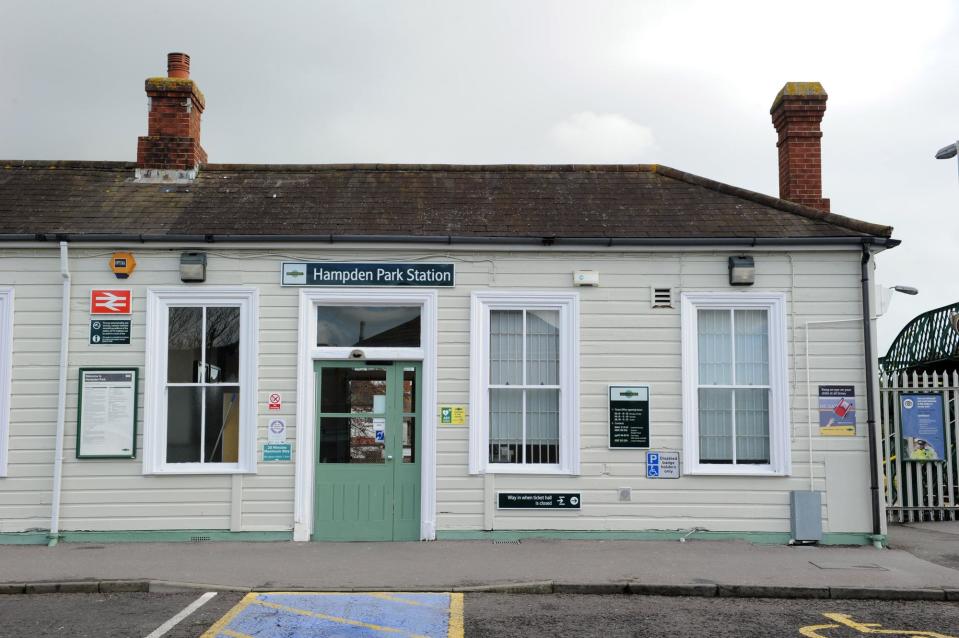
[143,287,259,475]
[469,290,580,475]
[293,288,439,541]
[0,288,12,477]
[680,291,790,476]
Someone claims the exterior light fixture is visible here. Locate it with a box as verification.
[179,252,207,282]
[935,141,959,182]
[728,256,755,286]
[876,284,919,317]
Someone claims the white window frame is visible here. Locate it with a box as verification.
[681,291,790,476]
[469,290,580,475]
[143,287,258,475]
[0,288,12,477]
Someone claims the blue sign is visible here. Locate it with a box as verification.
[646,450,680,478]
[282,262,454,287]
[900,394,946,462]
[263,443,293,462]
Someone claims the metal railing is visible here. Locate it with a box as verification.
[879,302,959,375]
[880,371,959,522]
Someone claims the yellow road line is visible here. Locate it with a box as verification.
[221,629,256,638]
[447,592,464,638]
[370,592,447,608]
[799,623,840,637]
[199,592,258,638]
[823,613,958,638]
[252,599,431,638]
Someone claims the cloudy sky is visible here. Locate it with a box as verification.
[2,0,957,351]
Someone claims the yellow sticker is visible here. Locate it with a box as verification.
[440,405,467,425]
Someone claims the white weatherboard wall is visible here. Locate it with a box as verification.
[0,246,872,536]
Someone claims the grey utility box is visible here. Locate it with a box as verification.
[790,490,823,542]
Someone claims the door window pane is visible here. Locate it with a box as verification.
[490,310,523,385]
[166,387,202,462]
[168,308,202,383]
[526,310,559,385]
[698,388,733,463]
[320,367,387,414]
[402,417,415,463]
[489,388,522,463]
[318,417,385,464]
[205,307,240,383]
[317,306,421,347]
[698,309,732,385]
[402,367,417,414]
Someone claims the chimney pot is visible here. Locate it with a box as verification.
[167,52,190,79]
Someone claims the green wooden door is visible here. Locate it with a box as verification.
[313,361,422,541]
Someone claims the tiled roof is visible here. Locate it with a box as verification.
[0,161,893,241]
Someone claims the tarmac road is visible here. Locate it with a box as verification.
[2,592,959,638]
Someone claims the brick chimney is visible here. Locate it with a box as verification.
[770,82,830,212]
[136,53,207,182]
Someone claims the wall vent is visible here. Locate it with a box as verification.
[190,535,212,543]
[652,287,673,309]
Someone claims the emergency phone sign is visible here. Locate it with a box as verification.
[90,289,132,315]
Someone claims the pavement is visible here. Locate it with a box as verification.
[2,523,959,600]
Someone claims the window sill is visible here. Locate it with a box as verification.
[144,463,256,476]
[684,464,787,477]
[479,463,576,476]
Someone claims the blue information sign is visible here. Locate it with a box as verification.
[282,262,454,287]
[900,393,946,462]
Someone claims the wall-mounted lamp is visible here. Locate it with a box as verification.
[728,256,755,286]
[876,284,919,317]
[179,252,207,282]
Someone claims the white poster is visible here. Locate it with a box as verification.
[78,369,137,458]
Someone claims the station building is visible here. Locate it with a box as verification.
[0,55,897,544]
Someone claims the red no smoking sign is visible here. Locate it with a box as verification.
[268,393,282,410]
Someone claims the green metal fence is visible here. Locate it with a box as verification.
[880,302,959,375]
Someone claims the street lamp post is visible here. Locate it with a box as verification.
[935,141,959,182]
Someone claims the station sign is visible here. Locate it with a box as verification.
[497,492,581,510]
[281,262,455,287]
[608,385,650,448]
[90,289,132,314]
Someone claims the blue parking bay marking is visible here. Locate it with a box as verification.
[202,592,462,638]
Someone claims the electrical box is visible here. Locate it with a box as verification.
[790,490,823,543]
[573,270,599,286]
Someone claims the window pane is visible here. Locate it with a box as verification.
[320,367,387,414]
[205,307,240,383]
[526,389,559,464]
[316,306,420,347]
[318,417,385,463]
[402,367,417,414]
[402,417,415,463]
[489,388,522,463]
[166,386,202,462]
[490,310,523,385]
[205,386,240,463]
[735,388,770,463]
[168,307,202,383]
[699,388,733,463]
[735,309,769,386]
[698,310,732,385]
[526,310,559,385]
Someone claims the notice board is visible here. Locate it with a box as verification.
[77,368,138,458]
[608,385,650,448]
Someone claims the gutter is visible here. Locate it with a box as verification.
[48,241,71,547]
[860,242,883,544]
[0,233,901,248]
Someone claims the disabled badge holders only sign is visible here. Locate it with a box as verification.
[90,289,132,314]
[646,451,680,478]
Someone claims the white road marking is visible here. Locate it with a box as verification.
[144,591,218,638]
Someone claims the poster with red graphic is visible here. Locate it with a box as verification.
[819,385,856,436]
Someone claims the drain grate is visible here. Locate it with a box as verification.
[492,539,521,544]
[191,536,212,543]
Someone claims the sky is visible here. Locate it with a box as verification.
[1,0,957,352]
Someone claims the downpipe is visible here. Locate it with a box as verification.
[860,243,883,547]
[48,241,71,546]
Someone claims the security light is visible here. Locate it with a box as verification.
[728,256,755,286]
[179,252,207,282]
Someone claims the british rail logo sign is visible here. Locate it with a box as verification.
[281,262,455,287]
[90,289,132,314]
